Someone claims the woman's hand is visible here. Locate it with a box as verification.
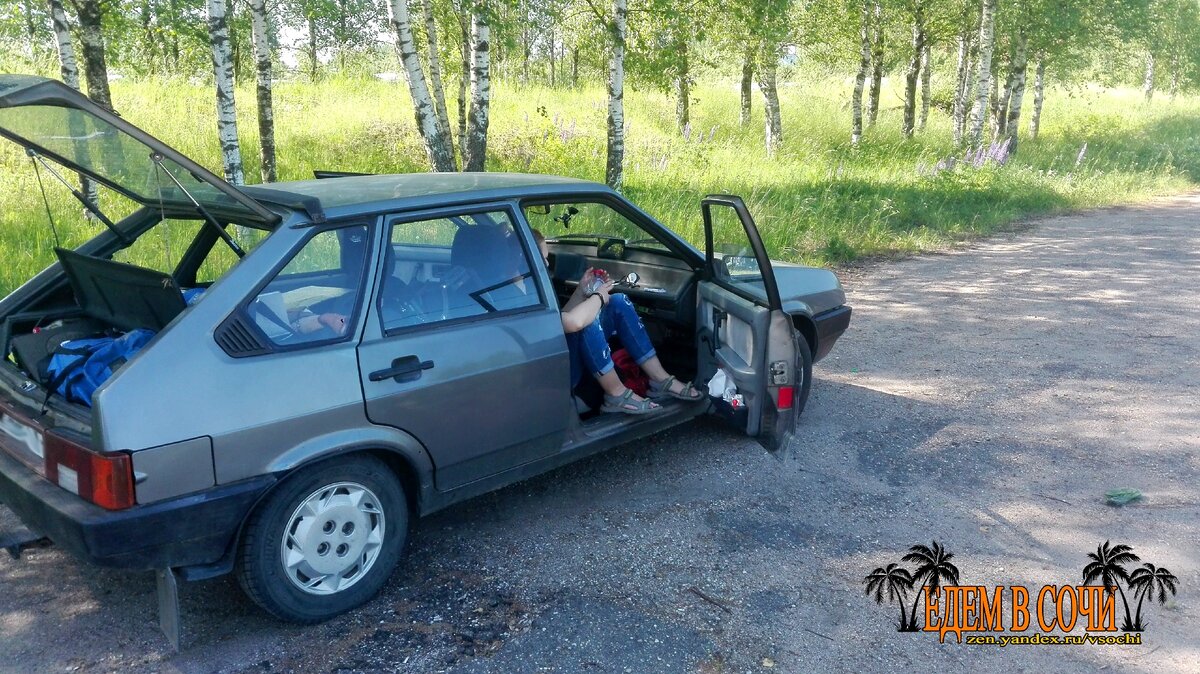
[318,313,349,335]
[594,280,615,305]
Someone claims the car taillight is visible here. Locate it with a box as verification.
[775,385,795,410]
[43,432,135,510]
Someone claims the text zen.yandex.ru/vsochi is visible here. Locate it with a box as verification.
[922,585,1142,644]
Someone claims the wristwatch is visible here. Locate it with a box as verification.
[586,291,606,306]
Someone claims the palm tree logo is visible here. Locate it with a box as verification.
[863,540,959,632]
[1127,563,1179,631]
[864,563,915,631]
[903,541,961,632]
[1081,541,1140,631]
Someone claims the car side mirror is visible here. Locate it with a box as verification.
[623,272,639,286]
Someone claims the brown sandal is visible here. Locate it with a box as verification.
[648,375,704,401]
[601,388,662,415]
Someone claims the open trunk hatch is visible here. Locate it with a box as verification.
[0,75,278,225]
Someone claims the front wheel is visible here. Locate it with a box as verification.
[236,454,408,623]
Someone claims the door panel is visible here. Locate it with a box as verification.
[699,196,799,457]
[358,311,570,490]
[698,282,769,435]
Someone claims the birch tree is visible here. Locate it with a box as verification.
[48,0,78,88]
[463,3,490,171]
[1142,53,1155,102]
[866,0,884,127]
[423,0,454,152]
[951,21,973,144]
[918,43,931,130]
[206,0,245,185]
[757,45,783,156]
[68,0,112,110]
[1004,27,1029,150]
[48,0,98,207]
[248,0,276,183]
[1028,55,1044,138]
[388,0,457,172]
[740,48,753,126]
[966,0,996,148]
[851,0,872,145]
[902,0,926,138]
[604,0,626,188]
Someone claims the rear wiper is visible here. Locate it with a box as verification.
[150,153,244,258]
[28,149,133,245]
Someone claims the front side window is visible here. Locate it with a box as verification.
[379,210,540,332]
[250,225,370,346]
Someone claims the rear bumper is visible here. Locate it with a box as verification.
[813,305,852,362]
[0,447,273,570]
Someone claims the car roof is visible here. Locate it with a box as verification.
[240,173,610,217]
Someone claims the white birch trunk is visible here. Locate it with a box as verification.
[757,46,782,156]
[967,0,996,149]
[206,0,244,185]
[73,0,112,110]
[248,0,276,183]
[49,0,80,91]
[453,2,469,163]
[740,47,753,126]
[463,6,490,172]
[918,43,931,131]
[902,1,925,139]
[388,0,456,172]
[994,55,1014,140]
[952,24,973,145]
[851,0,871,146]
[1004,30,1028,153]
[1143,53,1155,103]
[1029,55,1044,140]
[50,0,97,208]
[866,0,884,127]
[605,0,626,188]
[675,34,690,132]
[49,11,75,90]
[423,0,455,163]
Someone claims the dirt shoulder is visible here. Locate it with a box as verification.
[3,194,1198,673]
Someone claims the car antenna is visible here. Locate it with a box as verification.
[150,153,245,258]
[26,149,133,245]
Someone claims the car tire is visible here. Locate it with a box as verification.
[795,332,814,419]
[236,454,408,623]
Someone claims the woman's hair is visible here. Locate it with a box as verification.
[530,228,545,246]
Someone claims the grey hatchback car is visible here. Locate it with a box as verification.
[0,75,851,624]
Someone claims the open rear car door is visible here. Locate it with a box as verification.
[697,195,800,459]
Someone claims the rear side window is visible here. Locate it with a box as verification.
[249,225,370,347]
[379,210,541,332]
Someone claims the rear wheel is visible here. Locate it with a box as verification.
[236,454,408,623]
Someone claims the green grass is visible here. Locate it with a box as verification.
[1,74,1198,296]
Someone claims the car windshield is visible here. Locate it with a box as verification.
[0,104,243,212]
[522,202,670,250]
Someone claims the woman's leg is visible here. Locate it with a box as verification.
[602,294,698,397]
[574,314,652,401]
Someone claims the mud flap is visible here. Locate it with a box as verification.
[156,568,182,652]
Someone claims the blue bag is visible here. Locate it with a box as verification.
[43,329,156,406]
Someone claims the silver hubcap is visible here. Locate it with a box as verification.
[280,481,385,595]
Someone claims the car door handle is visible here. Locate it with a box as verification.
[369,356,435,382]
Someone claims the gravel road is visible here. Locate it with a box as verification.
[3,194,1198,674]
